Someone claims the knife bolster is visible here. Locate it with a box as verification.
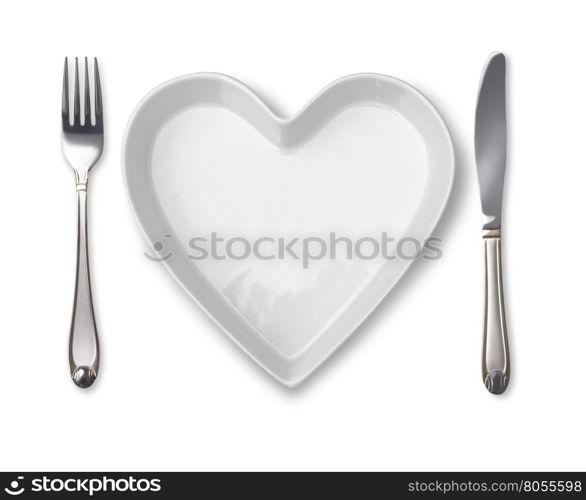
[483,228,501,238]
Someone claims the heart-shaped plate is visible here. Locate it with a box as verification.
[123,73,454,386]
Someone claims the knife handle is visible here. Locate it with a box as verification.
[482,229,510,394]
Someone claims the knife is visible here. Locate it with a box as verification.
[474,52,510,394]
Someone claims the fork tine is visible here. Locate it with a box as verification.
[73,57,80,124]
[94,58,102,121]
[62,57,69,125]
[84,57,91,124]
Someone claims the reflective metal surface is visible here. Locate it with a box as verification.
[475,53,510,394]
[475,52,507,231]
[482,231,509,394]
[62,57,104,388]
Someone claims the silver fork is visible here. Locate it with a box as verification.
[62,57,104,388]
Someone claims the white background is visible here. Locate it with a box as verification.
[0,0,584,471]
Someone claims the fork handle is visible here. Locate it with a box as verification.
[482,230,509,394]
[69,178,99,388]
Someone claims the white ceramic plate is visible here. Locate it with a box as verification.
[123,73,454,386]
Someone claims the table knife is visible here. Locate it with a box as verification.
[474,52,510,394]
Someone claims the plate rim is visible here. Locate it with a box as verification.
[122,71,455,386]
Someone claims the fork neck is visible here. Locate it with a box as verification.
[74,169,90,190]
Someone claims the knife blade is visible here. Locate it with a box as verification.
[475,52,507,230]
[474,52,510,395]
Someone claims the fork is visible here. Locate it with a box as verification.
[62,57,104,388]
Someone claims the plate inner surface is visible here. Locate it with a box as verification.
[152,104,427,356]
